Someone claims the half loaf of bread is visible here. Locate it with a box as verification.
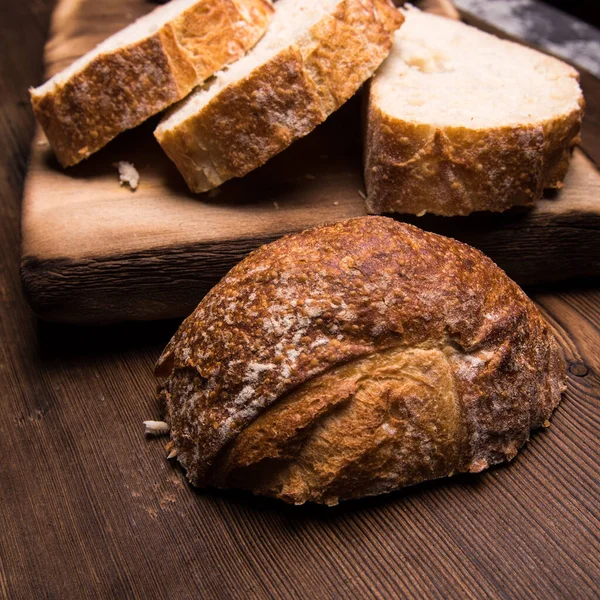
[365,7,584,216]
[31,0,274,167]
[155,0,403,193]
[155,216,565,505]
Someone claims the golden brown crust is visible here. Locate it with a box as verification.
[30,0,274,167]
[364,75,585,217]
[156,216,565,504]
[155,0,404,193]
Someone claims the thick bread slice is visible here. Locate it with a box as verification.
[31,0,274,167]
[155,0,404,193]
[364,7,584,217]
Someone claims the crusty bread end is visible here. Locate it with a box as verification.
[156,217,565,505]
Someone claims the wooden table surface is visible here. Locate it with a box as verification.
[1,1,599,598]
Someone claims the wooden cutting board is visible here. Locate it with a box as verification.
[21,0,600,324]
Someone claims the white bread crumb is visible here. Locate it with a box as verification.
[116,161,140,190]
[143,420,170,436]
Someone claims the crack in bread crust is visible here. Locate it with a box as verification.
[214,346,465,505]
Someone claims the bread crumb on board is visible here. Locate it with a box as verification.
[143,420,170,436]
[115,161,140,190]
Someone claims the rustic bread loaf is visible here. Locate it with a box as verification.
[155,216,565,505]
[155,0,403,193]
[364,7,584,217]
[30,0,274,167]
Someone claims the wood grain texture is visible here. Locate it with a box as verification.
[23,138,600,323]
[1,1,599,599]
[19,0,600,323]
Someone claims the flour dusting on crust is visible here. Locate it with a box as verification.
[156,217,565,494]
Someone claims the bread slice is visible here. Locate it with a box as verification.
[31,0,274,167]
[364,7,584,217]
[155,0,403,193]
